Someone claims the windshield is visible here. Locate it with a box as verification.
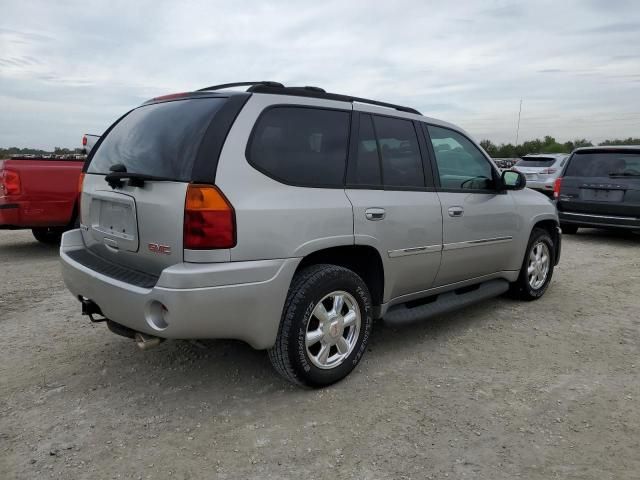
[515,157,556,168]
[88,98,225,181]
[564,151,640,177]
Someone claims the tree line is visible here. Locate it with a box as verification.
[0,146,83,158]
[479,136,640,158]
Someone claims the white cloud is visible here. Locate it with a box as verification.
[0,0,639,149]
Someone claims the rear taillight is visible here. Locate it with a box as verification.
[0,170,21,196]
[183,184,235,250]
[78,172,85,195]
[553,177,562,199]
[539,168,557,175]
[82,135,87,146]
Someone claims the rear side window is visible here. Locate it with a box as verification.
[248,106,350,187]
[565,151,640,177]
[88,98,225,181]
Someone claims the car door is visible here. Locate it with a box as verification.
[345,111,443,302]
[423,124,520,287]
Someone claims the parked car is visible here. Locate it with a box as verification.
[554,146,640,233]
[60,81,561,387]
[493,158,518,170]
[0,156,84,244]
[82,134,100,155]
[513,153,568,195]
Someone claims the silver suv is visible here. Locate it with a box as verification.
[60,81,561,387]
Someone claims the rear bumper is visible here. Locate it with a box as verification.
[60,229,299,349]
[0,197,73,228]
[559,211,640,230]
[526,179,555,192]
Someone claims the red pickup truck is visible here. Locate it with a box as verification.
[0,157,84,244]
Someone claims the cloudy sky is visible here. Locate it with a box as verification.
[1,0,639,149]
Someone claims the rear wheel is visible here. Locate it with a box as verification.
[268,264,373,388]
[509,228,556,301]
[561,223,578,234]
[32,227,65,245]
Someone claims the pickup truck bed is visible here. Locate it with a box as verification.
[1,158,83,244]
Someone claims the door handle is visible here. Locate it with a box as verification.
[365,208,386,221]
[448,206,464,217]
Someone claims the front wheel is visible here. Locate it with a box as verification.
[268,264,373,388]
[509,228,556,301]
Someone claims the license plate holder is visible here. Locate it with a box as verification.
[97,200,136,240]
[580,188,624,202]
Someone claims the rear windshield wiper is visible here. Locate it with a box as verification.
[609,172,640,177]
[105,165,173,188]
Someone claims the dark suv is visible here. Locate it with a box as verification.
[554,146,640,233]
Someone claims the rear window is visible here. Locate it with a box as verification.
[88,98,225,181]
[515,157,556,167]
[564,151,640,177]
[247,106,350,187]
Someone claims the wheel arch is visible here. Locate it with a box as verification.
[531,218,561,265]
[294,245,385,311]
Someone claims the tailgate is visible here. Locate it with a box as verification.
[81,175,187,276]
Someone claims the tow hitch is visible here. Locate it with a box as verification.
[79,296,164,350]
[80,297,107,323]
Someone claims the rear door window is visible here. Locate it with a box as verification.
[88,98,226,181]
[349,114,382,186]
[565,151,640,177]
[347,114,426,189]
[247,106,350,187]
[373,116,425,188]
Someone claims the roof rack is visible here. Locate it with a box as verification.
[195,82,421,115]
[196,81,284,92]
[247,84,421,115]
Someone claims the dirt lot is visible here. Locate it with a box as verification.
[1,229,639,479]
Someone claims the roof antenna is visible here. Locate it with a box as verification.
[515,98,523,145]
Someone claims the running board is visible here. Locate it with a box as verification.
[383,279,509,326]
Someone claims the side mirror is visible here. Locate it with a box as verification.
[501,170,526,190]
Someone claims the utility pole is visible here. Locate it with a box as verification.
[515,98,523,145]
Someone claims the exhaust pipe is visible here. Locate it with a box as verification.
[134,332,164,351]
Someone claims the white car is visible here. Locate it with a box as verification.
[513,153,568,195]
[81,134,100,154]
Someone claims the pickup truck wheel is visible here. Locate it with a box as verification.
[509,228,555,301]
[268,264,373,388]
[32,227,64,245]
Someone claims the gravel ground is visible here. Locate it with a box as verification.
[1,228,639,479]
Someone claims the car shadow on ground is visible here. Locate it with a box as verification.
[567,228,639,246]
[0,235,59,260]
[76,297,502,399]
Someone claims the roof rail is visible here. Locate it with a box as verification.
[194,82,421,115]
[196,81,284,92]
[247,84,421,115]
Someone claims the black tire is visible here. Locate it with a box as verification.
[509,228,556,301]
[31,227,64,245]
[268,264,374,388]
[561,223,578,234]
